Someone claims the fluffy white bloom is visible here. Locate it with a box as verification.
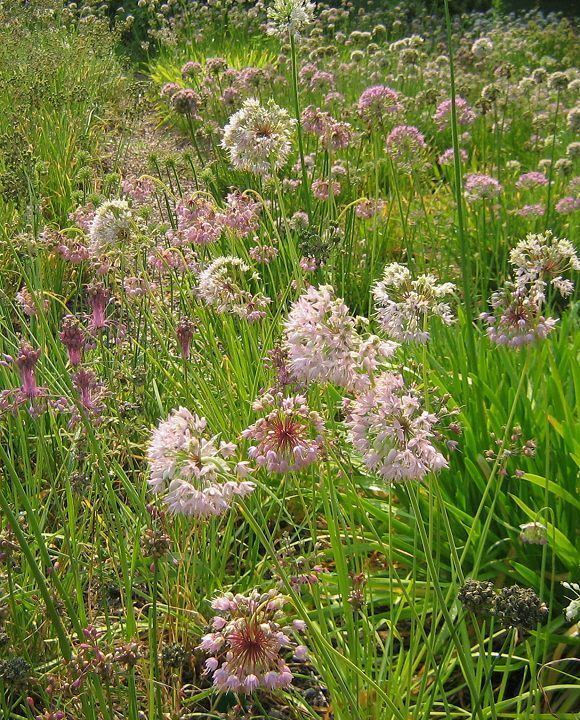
[561,582,580,623]
[197,256,271,321]
[147,408,254,516]
[266,0,315,38]
[509,231,579,303]
[372,263,455,343]
[283,285,397,391]
[345,373,448,482]
[89,199,132,253]
[471,37,493,58]
[222,98,295,175]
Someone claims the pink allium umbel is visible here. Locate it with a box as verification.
[147,408,255,517]
[480,231,579,347]
[345,373,448,483]
[385,125,427,169]
[242,392,324,473]
[358,85,403,124]
[433,97,476,130]
[199,588,307,694]
[283,285,397,391]
[372,263,456,343]
[464,173,502,202]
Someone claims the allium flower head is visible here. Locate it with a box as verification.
[433,97,476,130]
[199,588,306,693]
[519,521,548,545]
[464,174,502,202]
[170,195,222,246]
[372,263,455,343]
[509,230,579,302]
[0,341,57,416]
[197,256,271,321]
[222,98,295,175]
[385,125,427,168]
[147,408,255,517]
[439,147,468,166]
[266,0,315,39]
[471,37,493,58]
[170,88,202,118]
[301,106,352,149]
[516,172,548,189]
[561,582,580,623]
[345,373,448,483]
[242,392,324,473]
[283,285,397,391]
[59,315,85,366]
[357,85,402,123]
[480,282,557,347]
[88,200,132,253]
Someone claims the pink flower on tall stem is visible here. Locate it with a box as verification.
[199,588,307,694]
[242,392,324,473]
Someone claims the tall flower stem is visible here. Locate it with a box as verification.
[289,32,312,215]
[407,484,485,720]
[443,0,476,371]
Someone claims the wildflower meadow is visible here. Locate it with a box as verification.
[0,0,579,718]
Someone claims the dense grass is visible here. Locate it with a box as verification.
[0,2,578,719]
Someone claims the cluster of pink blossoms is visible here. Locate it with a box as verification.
[433,97,476,130]
[357,85,403,123]
[515,171,548,189]
[301,105,352,150]
[199,589,307,694]
[481,231,579,347]
[464,173,502,202]
[385,125,427,168]
[480,282,558,347]
[283,285,397,391]
[169,192,260,247]
[147,408,255,517]
[242,392,325,473]
[345,373,448,483]
[438,147,468,166]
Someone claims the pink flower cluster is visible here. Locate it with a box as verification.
[301,105,352,150]
[516,172,548,189]
[385,125,427,167]
[358,85,403,123]
[147,408,255,517]
[199,589,307,694]
[464,173,502,202]
[480,282,558,347]
[242,392,325,473]
[433,97,476,130]
[169,192,261,246]
[283,285,397,391]
[345,373,448,482]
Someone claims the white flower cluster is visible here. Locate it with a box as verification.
[372,263,455,343]
[222,98,295,175]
